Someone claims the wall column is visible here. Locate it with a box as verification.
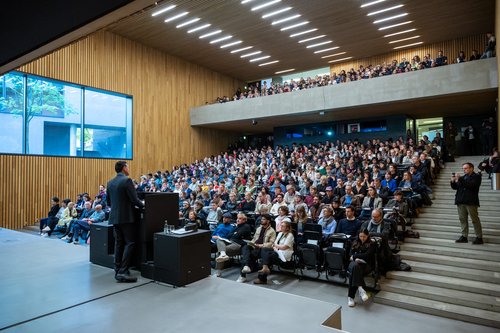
[497,0,500,149]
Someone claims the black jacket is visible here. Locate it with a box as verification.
[350,238,376,268]
[106,173,144,225]
[451,172,481,206]
[227,223,252,246]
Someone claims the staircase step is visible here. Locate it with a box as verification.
[416,214,500,224]
[398,250,500,272]
[404,237,500,253]
[414,230,500,244]
[379,280,500,312]
[375,291,500,328]
[426,204,500,212]
[401,242,500,261]
[404,260,500,284]
[412,224,500,236]
[386,271,500,296]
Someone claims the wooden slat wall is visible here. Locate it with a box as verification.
[330,34,486,74]
[1,30,241,230]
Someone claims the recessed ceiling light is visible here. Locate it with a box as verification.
[199,30,222,39]
[373,13,408,24]
[164,12,189,23]
[241,51,262,58]
[210,35,232,44]
[289,28,318,37]
[328,56,353,63]
[280,21,309,31]
[298,35,326,43]
[220,40,242,48]
[275,68,295,74]
[383,28,416,37]
[262,7,292,18]
[306,40,332,48]
[151,5,176,17]
[176,18,200,28]
[249,55,271,62]
[360,0,386,8]
[259,60,279,66]
[241,0,256,3]
[393,41,423,49]
[187,24,211,33]
[231,46,254,53]
[367,5,404,16]
[321,52,347,58]
[378,21,413,30]
[389,35,420,44]
[251,0,281,11]
[314,47,340,54]
[272,14,301,25]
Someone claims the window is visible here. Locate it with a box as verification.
[0,71,133,159]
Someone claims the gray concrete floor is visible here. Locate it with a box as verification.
[0,228,497,333]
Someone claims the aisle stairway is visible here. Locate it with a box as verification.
[375,156,500,328]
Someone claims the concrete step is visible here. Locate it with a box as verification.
[398,250,500,272]
[379,280,500,312]
[412,224,500,236]
[415,216,500,227]
[414,230,500,244]
[401,242,500,261]
[375,291,500,328]
[425,204,500,212]
[404,260,500,284]
[385,271,500,296]
[404,236,500,253]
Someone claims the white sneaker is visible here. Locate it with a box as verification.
[61,235,69,240]
[216,270,222,277]
[236,276,247,283]
[241,265,251,274]
[41,233,49,238]
[358,287,369,302]
[216,254,229,263]
[42,226,51,232]
[348,297,355,307]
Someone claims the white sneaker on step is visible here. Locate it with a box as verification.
[348,297,355,307]
[236,276,247,283]
[241,266,251,274]
[358,287,369,302]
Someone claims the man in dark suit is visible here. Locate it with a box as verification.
[107,161,145,282]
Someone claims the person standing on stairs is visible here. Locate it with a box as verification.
[450,162,483,244]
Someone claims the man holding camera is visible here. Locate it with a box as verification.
[450,162,483,244]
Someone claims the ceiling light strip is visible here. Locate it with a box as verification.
[306,40,332,48]
[272,14,301,25]
[164,12,189,23]
[199,30,222,39]
[249,55,271,62]
[176,18,200,28]
[298,35,326,43]
[328,56,353,63]
[262,7,292,18]
[241,51,262,58]
[275,68,295,74]
[151,5,176,17]
[280,21,309,31]
[251,0,281,11]
[259,60,280,66]
[388,35,420,44]
[313,46,339,53]
[383,28,416,37]
[373,13,408,24]
[321,52,347,59]
[231,46,254,53]
[289,28,318,37]
[187,24,211,33]
[367,5,404,16]
[393,41,423,49]
[210,35,232,44]
[241,0,256,3]
[360,0,386,8]
[378,21,413,30]
[220,40,242,48]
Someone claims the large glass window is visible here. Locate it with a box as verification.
[0,73,24,153]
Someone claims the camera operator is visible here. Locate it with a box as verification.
[450,162,483,244]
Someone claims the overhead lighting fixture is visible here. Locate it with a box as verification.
[321,52,347,59]
[241,0,256,3]
[379,21,413,30]
[262,7,292,18]
[249,55,271,62]
[199,30,222,39]
[361,0,386,7]
[367,5,403,16]
[220,40,242,48]
[187,24,211,33]
[280,21,309,31]
[176,18,200,28]
[328,56,353,63]
[275,68,295,74]
[389,35,420,44]
[289,28,318,37]
[210,35,232,44]
[251,0,281,11]
[241,51,262,58]
[373,13,408,24]
[164,12,189,23]
[314,47,341,54]
[231,46,253,53]
[271,14,301,25]
[393,41,423,49]
[306,40,332,48]
[151,5,176,17]
[259,60,279,66]
[298,35,326,43]
[384,28,416,37]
